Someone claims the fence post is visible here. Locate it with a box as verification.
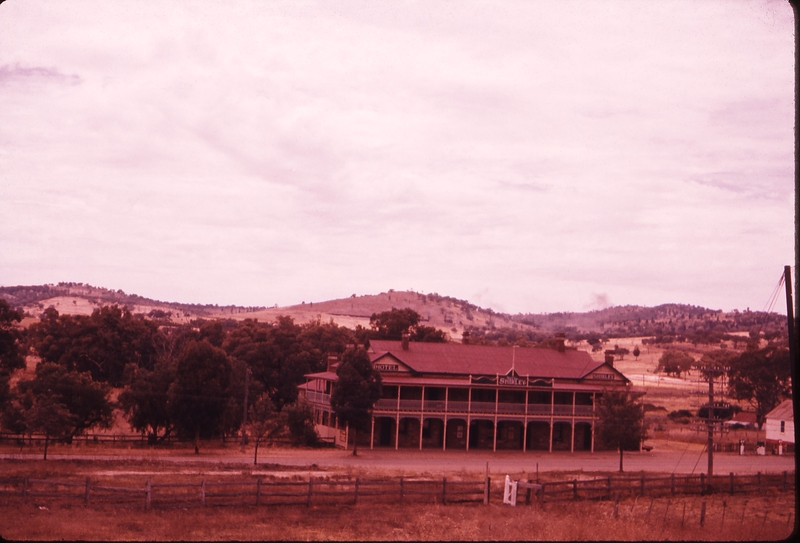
[700,501,706,527]
[525,479,532,505]
[22,477,28,501]
[400,476,404,502]
[671,473,675,496]
[613,493,620,518]
[484,476,490,505]
[730,472,734,494]
[307,478,313,508]
[541,482,546,503]
[354,477,359,505]
[201,479,206,507]
[146,479,151,510]
[700,473,705,494]
[607,476,611,500]
[641,474,645,497]
[757,472,761,493]
[256,478,261,507]
[681,501,686,528]
[84,477,91,506]
[573,479,578,500]
[442,477,447,505]
[783,471,787,492]
[663,499,671,525]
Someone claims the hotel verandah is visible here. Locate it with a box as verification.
[299,336,633,453]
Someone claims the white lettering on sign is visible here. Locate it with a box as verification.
[375,363,399,372]
[498,376,527,386]
[592,373,615,380]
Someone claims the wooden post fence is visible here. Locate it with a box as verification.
[484,476,490,505]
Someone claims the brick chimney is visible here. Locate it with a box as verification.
[326,353,339,372]
[604,352,615,367]
[555,332,566,353]
[401,333,410,351]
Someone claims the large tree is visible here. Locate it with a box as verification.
[27,305,159,386]
[657,350,695,378]
[118,360,176,444]
[728,345,790,429]
[329,347,382,456]
[168,340,233,453]
[369,308,447,342]
[595,389,647,472]
[0,299,25,413]
[15,362,113,441]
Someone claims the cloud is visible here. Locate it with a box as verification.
[0,63,81,86]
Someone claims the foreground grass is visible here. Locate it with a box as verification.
[0,493,794,540]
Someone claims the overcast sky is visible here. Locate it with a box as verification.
[0,0,794,315]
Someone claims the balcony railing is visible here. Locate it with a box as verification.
[306,391,330,405]
[370,398,596,417]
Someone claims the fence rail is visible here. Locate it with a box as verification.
[529,471,795,503]
[0,475,488,509]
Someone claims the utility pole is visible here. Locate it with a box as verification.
[241,367,251,452]
[703,365,723,494]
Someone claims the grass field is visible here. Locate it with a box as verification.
[1,491,794,540]
[0,458,795,540]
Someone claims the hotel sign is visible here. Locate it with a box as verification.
[498,375,527,386]
[591,373,615,380]
[375,363,399,372]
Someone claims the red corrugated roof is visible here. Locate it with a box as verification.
[368,340,605,380]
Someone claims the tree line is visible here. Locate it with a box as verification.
[0,300,442,457]
[656,344,791,429]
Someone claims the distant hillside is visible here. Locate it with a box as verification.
[0,283,787,343]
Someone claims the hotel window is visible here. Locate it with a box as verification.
[780,420,785,433]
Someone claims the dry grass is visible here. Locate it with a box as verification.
[0,494,794,541]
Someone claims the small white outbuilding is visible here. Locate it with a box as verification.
[764,399,793,453]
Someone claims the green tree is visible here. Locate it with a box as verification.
[657,350,694,377]
[728,345,790,429]
[168,340,232,453]
[23,394,76,460]
[286,398,318,447]
[118,360,176,444]
[247,393,286,465]
[369,308,420,339]
[27,305,159,386]
[329,347,382,456]
[632,346,640,360]
[595,389,646,472]
[0,299,25,415]
[15,362,113,441]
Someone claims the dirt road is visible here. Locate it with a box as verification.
[1,447,794,477]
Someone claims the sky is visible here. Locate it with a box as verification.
[0,0,795,315]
